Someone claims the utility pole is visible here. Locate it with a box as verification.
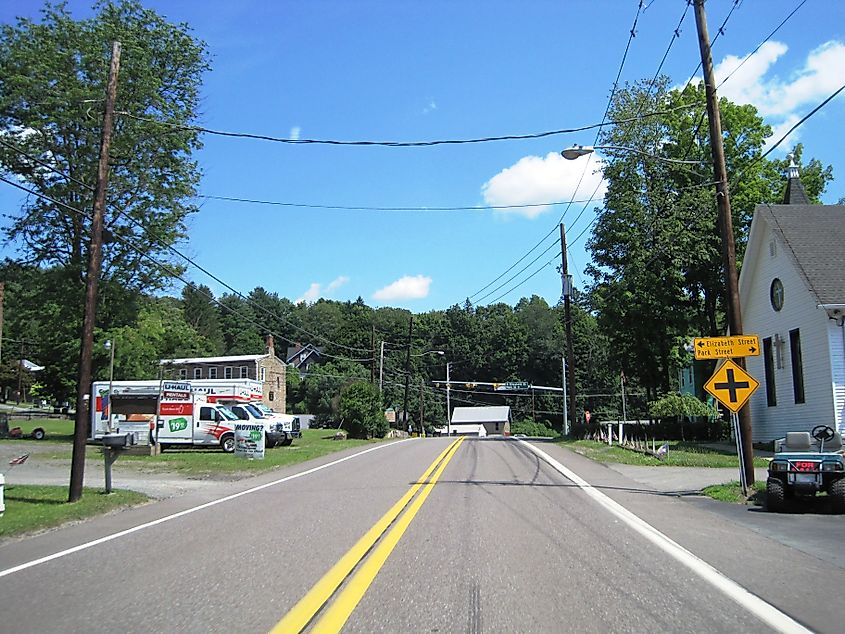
[370,325,375,384]
[445,362,452,436]
[402,315,413,433]
[378,341,385,392]
[16,339,23,404]
[419,377,425,436]
[694,1,755,486]
[560,224,577,434]
[69,41,121,503]
[561,357,568,435]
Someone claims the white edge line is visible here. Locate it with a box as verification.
[0,438,413,579]
[520,440,812,634]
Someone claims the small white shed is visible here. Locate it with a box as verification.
[449,406,511,436]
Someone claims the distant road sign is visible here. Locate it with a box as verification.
[693,335,760,360]
[498,381,529,391]
[704,359,759,413]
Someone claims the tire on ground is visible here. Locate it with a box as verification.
[829,477,845,514]
[766,477,786,512]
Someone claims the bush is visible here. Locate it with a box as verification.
[338,381,388,439]
[510,419,557,437]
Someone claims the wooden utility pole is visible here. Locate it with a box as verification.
[419,377,425,436]
[560,224,577,433]
[370,325,376,384]
[694,1,755,486]
[401,315,413,432]
[69,41,121,503]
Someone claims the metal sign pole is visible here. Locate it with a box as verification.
[731,411,748,496]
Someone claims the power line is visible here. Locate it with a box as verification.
[716,0,808,91]
[466,1,650,306]
[0,139,372,356]
[114,101,703,149]
[197,193,605,212]
[0,174,375,365]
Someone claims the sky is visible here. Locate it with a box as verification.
[1,0,844,313]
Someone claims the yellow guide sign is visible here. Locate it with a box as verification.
[693,335,760,360]
[704,359,759,413]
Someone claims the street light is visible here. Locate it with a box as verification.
[561,144,701,164]
[103,339,115,433]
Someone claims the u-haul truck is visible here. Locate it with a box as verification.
[90,380,240,452]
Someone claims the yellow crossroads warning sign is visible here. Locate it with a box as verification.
[704,359,759,413]
[693,335,760,360]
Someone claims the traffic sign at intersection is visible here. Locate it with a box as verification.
[693,335,760,360]
[704,359,759,413]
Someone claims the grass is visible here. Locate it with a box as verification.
[558,439,770,468]
[702,481,766,505]
[118,428,381,476]
[0,484,148,539]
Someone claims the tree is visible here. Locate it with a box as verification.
[586,78,833,397]
[0,1,210,292]
[339,381,387,439]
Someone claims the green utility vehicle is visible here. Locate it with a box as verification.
[766,425,845,513]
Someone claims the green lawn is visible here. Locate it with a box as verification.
[558,439,770,468]
[118,428,383,476]
[702,481,766,505]
[0,485,148,539]
[2,418,76,442]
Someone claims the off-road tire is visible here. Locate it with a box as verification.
[766,477,786,512]
[32,427,45,440]
[221,434,235,453]
[829,478,845,514]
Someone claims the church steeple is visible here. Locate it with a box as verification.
[783,153,810,205]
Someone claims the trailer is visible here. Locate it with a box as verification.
[90,380,240,452]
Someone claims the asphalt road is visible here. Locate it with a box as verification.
[1,438,843,633]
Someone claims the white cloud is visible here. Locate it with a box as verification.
[764,114,801,152]
[373,275,432,301]
[325,275,350,292]
[294,276,349,304]
[423,99,437,114]
[289,126,301,140]
[481,151,607,219]
[295,283,320,304]
[711,40,845,151]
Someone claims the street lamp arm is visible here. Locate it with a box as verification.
[561,144,701,165]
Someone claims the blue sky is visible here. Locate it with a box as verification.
[2,0,844,312]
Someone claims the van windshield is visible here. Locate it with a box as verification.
[217,407,239,421]
[255,403,274,414]
[244,403,265,418]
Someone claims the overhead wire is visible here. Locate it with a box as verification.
[114,100,703,149]
[0,136,373,355]
[196,193,605,213]
[475,0,695,306]
[0,174,376,365]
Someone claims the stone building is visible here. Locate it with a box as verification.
[160,335,287,410]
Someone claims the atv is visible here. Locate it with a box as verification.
[766,425,845,513]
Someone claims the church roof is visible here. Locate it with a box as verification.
[754,203,845,304]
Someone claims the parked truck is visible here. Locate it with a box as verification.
[192,379,301,447]
[90,380,240,452]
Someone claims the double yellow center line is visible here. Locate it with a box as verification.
[271,437,465,633]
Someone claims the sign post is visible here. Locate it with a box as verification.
[704,359,759,497]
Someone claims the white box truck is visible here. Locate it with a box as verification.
[90,380,240,452]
